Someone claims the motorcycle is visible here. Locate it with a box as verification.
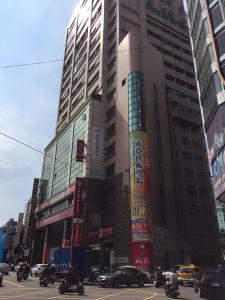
[165,283,180,299]
[39,274,56,287]
[58,279,85,295]
[17,270,30,282]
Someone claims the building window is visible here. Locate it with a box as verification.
[122,78,126,86]
[181,136,190,145]
[105,143,115,159]
[106,105,116,121]
[210,3,223,29]
[107,88,116,102]
[128,71,146,133]
[107,72,116,86]
[187,185,196,195]
[105,123,115,139]
[106,163,115,177]
[183,152,192,160]
[215,28,225,57]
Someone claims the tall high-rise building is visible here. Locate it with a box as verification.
[187,0,225,257]
[23,178,41,262]
[34,0,219,268]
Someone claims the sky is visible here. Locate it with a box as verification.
[0,0,78,226]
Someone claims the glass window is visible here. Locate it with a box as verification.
[210,3,223,29]
[215,28,225,58]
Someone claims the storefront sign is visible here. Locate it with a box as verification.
[99,227,113,237]
[35,207,73,229]
[76,139,85,162]
[88,230,99,238]
[212,147,225,199]
[88,227,113,239]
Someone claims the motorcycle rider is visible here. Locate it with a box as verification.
[40,262,56,282]
[165,268,179,295]
[67,266,77,287]
[155,267,165,287]
[17,262,30,281]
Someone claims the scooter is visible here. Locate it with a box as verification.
[165,282,180,299]
[58,279,85,295]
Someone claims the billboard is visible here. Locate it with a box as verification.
[207,104,225,164]
[211,147,225,198]
[129,131,152,269]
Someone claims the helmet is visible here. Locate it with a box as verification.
[171,268,175,273]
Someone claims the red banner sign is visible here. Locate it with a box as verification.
[74,178,86,217]
[131,243,153,270]
[76,140,85,162]
[72,223,82,246]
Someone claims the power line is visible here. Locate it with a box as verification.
[0,59,63,69]
[0,34,214,70]
[0,131,69,168]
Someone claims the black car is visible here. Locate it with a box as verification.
[97,266,148,288]
[199,272,225,299]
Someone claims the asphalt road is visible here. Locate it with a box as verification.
[0,273,205,300]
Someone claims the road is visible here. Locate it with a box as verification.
[0,273,203,300]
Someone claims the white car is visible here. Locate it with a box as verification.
[31,264,48,277]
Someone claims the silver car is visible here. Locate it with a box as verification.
[0,263,9,275]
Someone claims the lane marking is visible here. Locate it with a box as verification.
[94,288,134,300]
[3,289,55,299]
[143,294,158,300]
[132,290,164,296]
[3,280,24,288]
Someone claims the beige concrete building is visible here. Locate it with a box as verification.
[34,0,219,269]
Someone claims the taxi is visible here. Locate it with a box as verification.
[177,264,199,286]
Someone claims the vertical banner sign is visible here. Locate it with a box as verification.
[72,177,86,247]
[76,140,85,162]
[129,131,153,269]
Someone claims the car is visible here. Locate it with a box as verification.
[177,264,199,286]
[0,263,9,275]
[97,266,148,288]
[199,271,225,299]
[31,264,48,277]
[0,272,3,287]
